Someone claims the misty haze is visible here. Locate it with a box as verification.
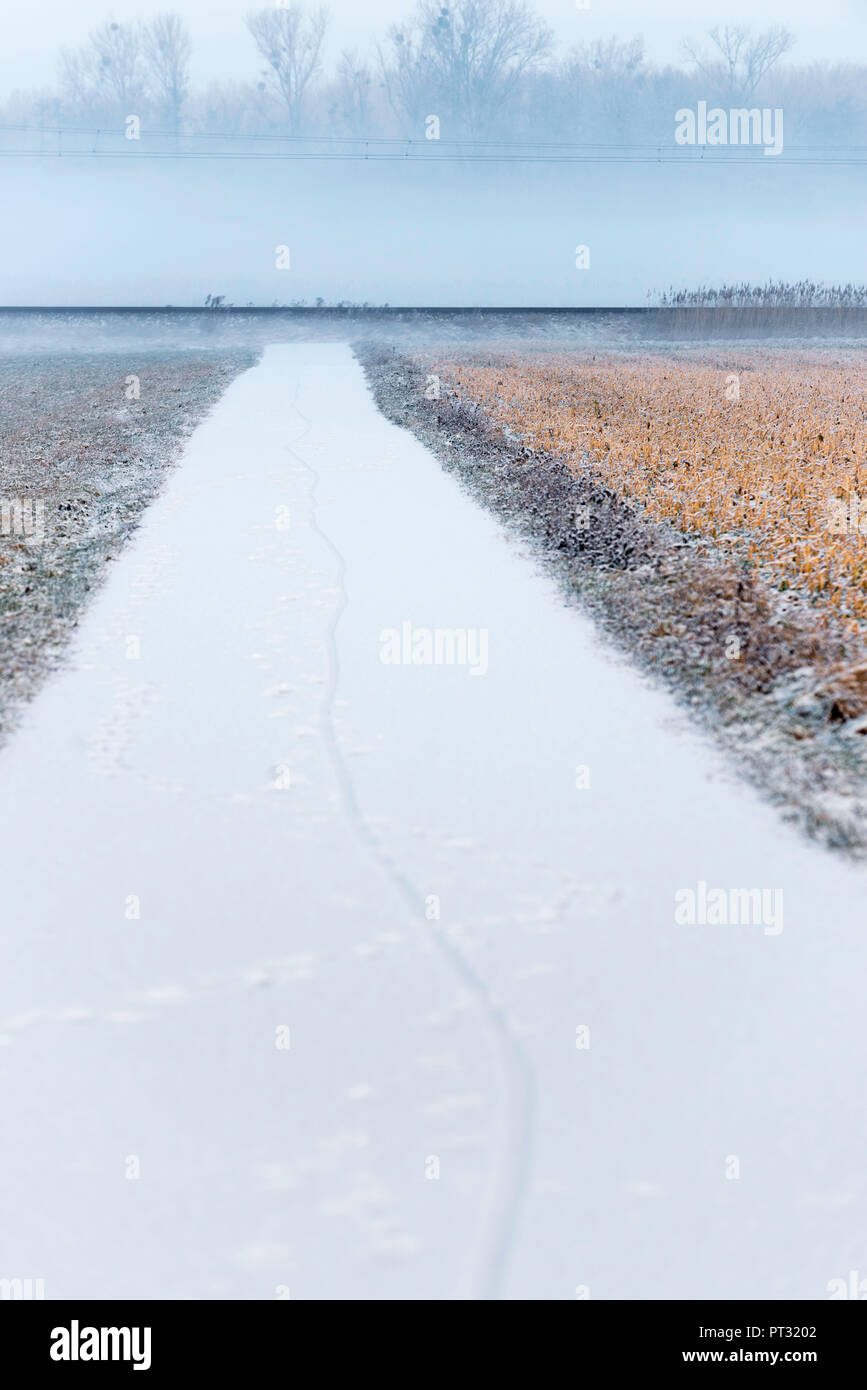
[0,0,866,1353]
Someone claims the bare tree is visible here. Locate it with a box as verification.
[59,48,96,113]
[245,6,329,131]
[576,36,645,82]
[89,20,147,109]
[60,20,147,116]
[379,27,429,132]
[330,50,374,134]
[143,13,192,129]
[683,25,794,101]
[560,37,646,134]
[381,0,553,136]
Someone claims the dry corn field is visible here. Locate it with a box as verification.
[432,350,867,624]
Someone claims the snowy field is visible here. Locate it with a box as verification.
[1,343,866,1300]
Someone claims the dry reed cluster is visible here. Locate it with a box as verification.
[432,350,867,622]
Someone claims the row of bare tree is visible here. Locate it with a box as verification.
[4,2,861,143]
[60,15,192,129]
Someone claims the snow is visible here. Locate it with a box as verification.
[1,342,866,1300]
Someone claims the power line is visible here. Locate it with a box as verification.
[0,122,862,156]
[0,147,863,164]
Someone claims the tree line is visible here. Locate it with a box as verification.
[3,2,864,146]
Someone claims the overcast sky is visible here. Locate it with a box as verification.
[1,1,866,95]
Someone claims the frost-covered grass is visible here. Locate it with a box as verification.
[0,350,256,737]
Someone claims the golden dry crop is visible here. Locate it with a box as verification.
[429,349,867,622]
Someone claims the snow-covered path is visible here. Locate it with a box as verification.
[2,343,866,1301]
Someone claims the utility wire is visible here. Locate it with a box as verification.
[0,122,861,157]
[0,147,861,165]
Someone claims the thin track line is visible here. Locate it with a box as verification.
[282,353,536,1300]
